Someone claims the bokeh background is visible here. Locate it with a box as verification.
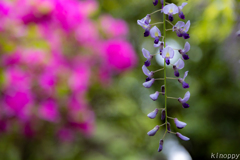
[0,0,239,160]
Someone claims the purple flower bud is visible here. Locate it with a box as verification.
[178,91,190,108]
[183,33,190,39]
[176,132,190,141]
[165,58,170,65]
[153,0,158,6]
[146,77,152,82]
[178,3,187,19]
[174,118,187,129]
[161,0,164,8]
[178,11,185,19]
[143,78,155,88]
[179,42,190,60]
[161,85,165,95]
[182,81,189,89]
[154,38,159,44]
[167,122,171,133]
[147,125,160,136]
[173,58,184,77]
[174,70,179,77]
[178,71,189,89]
[150,91,160,101]
[182,53,189,60]
[142,48,153,67]
[168,14,174,22]
[158,139,164,152]
[147,108,159,119]
[144,29,150,37]
[161,109,165,121]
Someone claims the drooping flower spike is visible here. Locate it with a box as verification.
[178,3,187,19]
[143,78,155,88]
[179,42,190,60]
[178,71,189,89]
[153,0,158,6]
[137,15,151,37]
[142,48,153,67]
[147,125,160,136]
[158,139,164,152]
[178,91,190,108]
[150,91,160,101]
[147,108,159,119]
[150,26,161,44]
[173,20,190,39]
[162,46,174,65]
[174,118,187,129]
[142,65,154,80]
[173,58,185,77]
[176,132,190,141]
[162,3,179,22]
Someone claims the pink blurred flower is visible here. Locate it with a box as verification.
[102,40,137,72]
[3,89,33,120]
[100,15,129,38]
[79,0,98,17]
[38,98,59,122]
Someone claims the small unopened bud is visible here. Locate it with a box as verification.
[176,132,190,141]
[147,109,159,119]
[153,0,158,6]
[161,109,165,121]
[147,125,160,136]
[161,85,165,95]
[174,118,187,129]
[150,91,160,101]
[158,139,164,152]
[167,122,171,133]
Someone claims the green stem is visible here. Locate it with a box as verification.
[163,0,168,134]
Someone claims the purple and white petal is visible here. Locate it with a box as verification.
[174,58,185,69]
[150,91,160,101]
[147,109,159,119]
[179,2,187,10]
[174,118,187,129]
[183,42,190,53]
[143,78,155,88]
[147,125,160,136]
[182,91,190,103]
[174,21,185,30]
[182,20,190,33]
[142,48,151,59]
[162,46,174,59]
[158,139,164,152]
[163,3,178,15]
[176,132,190,141]
[150,26,161,39]
[142,65,151,77]
[183,71,188,80]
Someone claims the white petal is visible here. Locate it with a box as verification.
[183,20,190,33]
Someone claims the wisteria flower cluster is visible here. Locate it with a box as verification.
[0,0,137,141]
[138,0,191,152]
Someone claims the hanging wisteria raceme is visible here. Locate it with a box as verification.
[137,0,191,152]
